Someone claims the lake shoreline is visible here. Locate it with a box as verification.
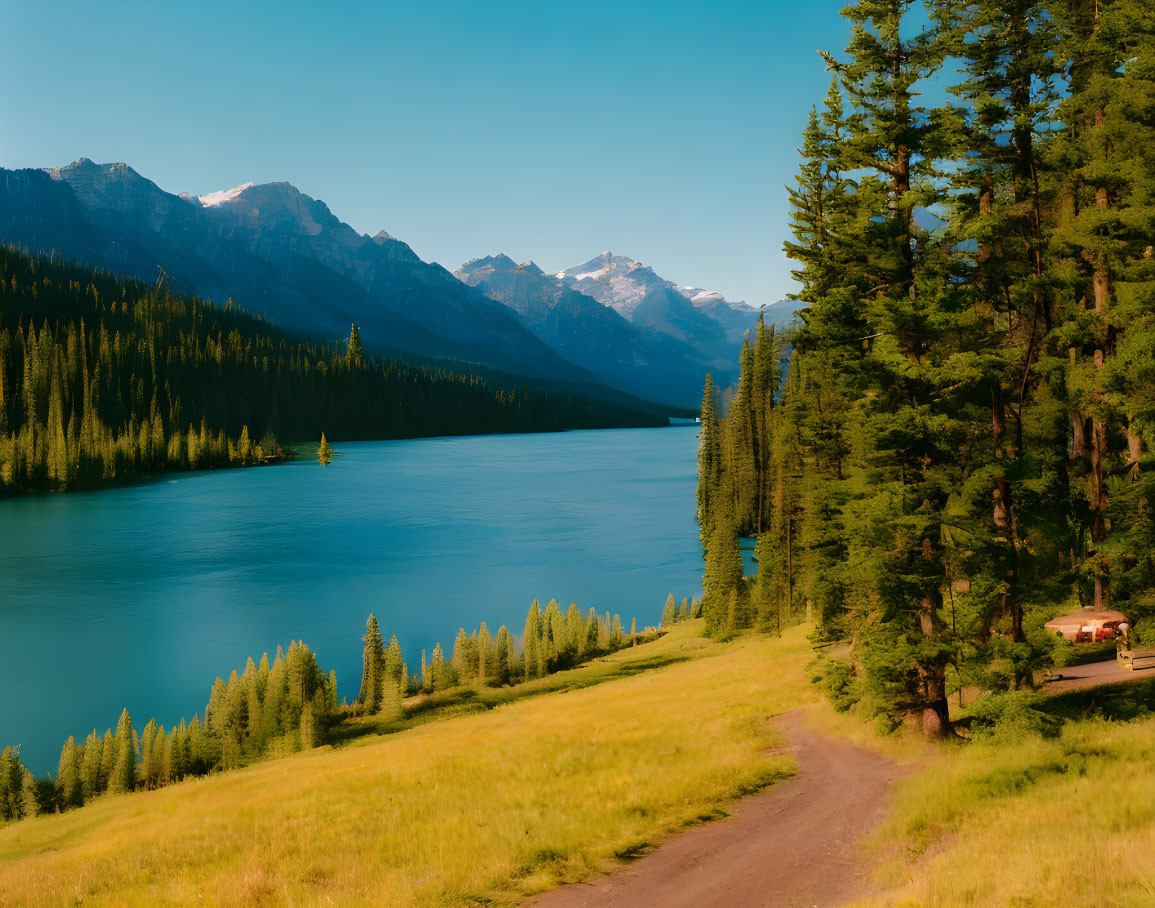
[0,420,685,503]
[1,425,703,772]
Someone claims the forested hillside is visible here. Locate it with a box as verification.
[0,245,665,496]
[0,594,674,823]
[698,0,1155,735]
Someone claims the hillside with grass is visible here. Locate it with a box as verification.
[0,622,814,905]
[3,619,1155,906]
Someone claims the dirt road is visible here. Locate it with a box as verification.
[528,709,905,908]
[1044,656,1155,693]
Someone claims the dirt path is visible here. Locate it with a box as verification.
[527,709,905,908]
[1044,656,1155,693]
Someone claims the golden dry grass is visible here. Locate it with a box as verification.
[861,715,1155,907]
[0,621,819,906]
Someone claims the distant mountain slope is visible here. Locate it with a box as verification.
[0,160,587,382]
[759,297,803,329]
[554,252,761,373]
[456,254,715,406]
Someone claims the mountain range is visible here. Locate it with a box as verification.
[456,255,719,406]
[0,159,797,406]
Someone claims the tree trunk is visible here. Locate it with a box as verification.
[1072,411,1089,461]
[919,592,952,738]
[918,538,952,737]
[1127,426,1142,481]
[1090,416,1108,542]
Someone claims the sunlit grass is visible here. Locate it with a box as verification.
[0,621,819,906]
[863,705,1155,906]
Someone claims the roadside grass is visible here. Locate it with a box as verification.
[863,679,1155,907]
[0,621,819,906]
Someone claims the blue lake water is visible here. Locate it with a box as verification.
[0,426,704,772]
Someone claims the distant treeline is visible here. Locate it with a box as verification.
[0,245,665,496]
[0,594,698,824]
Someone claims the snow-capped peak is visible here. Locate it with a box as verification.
[690,290,725,304]
[197,182,254,207]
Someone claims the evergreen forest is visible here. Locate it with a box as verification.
[0,245,665,497]
[697,0,1155,735]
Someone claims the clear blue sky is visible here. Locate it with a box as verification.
[1,0,852,305]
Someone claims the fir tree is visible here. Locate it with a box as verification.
[0,746,26,822]
[358,614,386,713]
[703,505,744,635]
[56,736,83,809]
[346,323,365,368]
[522,602,543,680]
[493,626,513,686]
[609,614,623,649]
[109,708,136,794]
[697,373,723,548]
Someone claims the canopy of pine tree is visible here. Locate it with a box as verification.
[698,0,1155,737]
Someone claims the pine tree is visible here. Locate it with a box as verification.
[941,0,1063,653]
[80,730,102,799]
[0,746,26,822]
[1051,0,1155,612]
[452,627,477,682]
[109,709,136,794]
[609,614,623,649]
[703,505,744,635]
[585,606,599,652]
[56,736,83,809]
[300,701,316,750]
[429,642,451,692]
[728,338,764,534]
[261,655,288,745]
[139,719,158,791]
[817,0,958,736]
[358,614,386,713]
[152,727,170,789]
[697,373,723,548]
[384,634,405,700]
[522,602,543,680]
[477,622,493,684]
[493,626,513,686]
[565,602,585,659]
[317,432,333,466]
[541,599,562,672]
[98,728,116,792]
[346,323,365,368]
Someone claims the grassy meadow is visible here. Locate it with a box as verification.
[0,621,820,906]
[862,679,1155,907]
[6,615,1154,907]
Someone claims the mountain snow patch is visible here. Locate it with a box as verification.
[197,182,254,207]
